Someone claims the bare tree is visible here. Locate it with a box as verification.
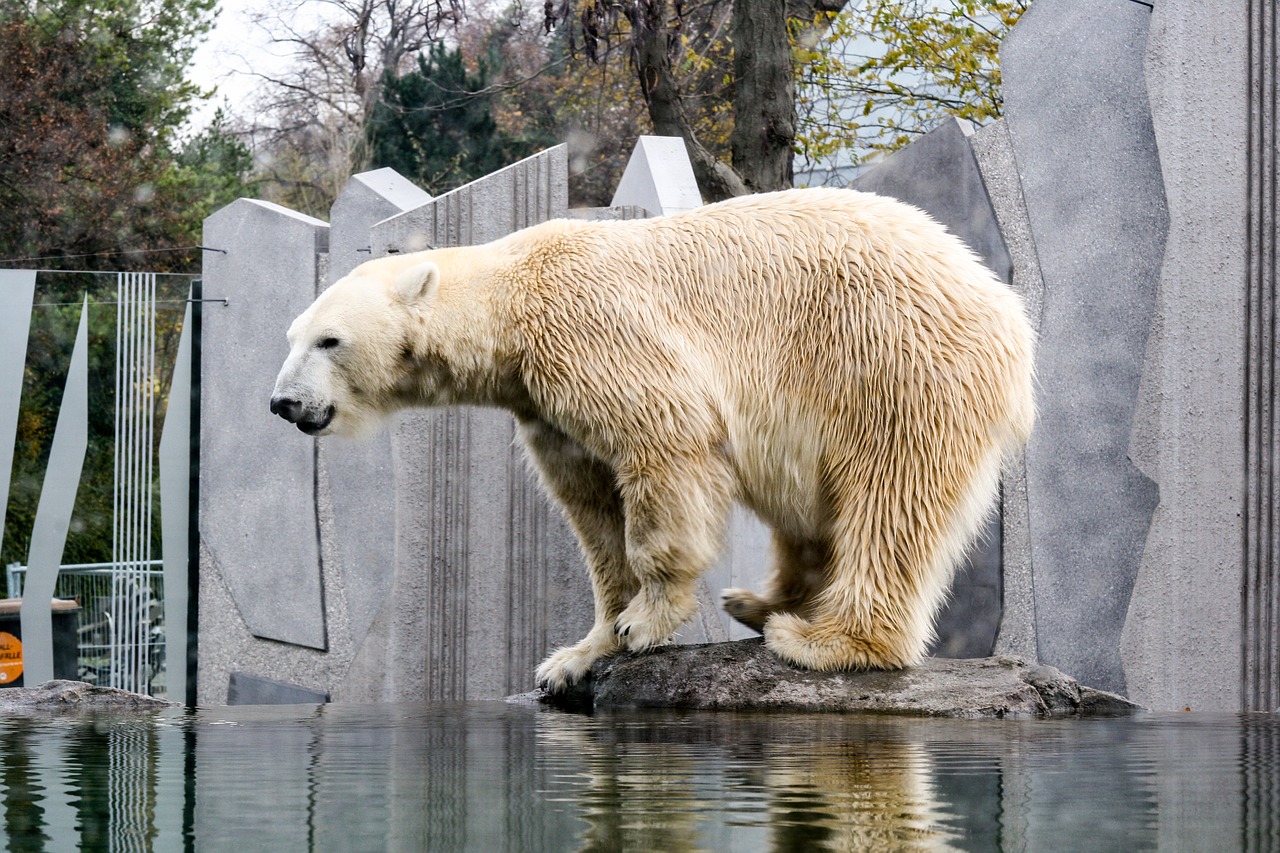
[245,0,464,214]
[548,0,851,200]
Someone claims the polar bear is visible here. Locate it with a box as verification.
[271,187,1035,692]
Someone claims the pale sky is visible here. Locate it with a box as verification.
[186,0,297,130]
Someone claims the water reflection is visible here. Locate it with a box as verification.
[537,712,958,851]
[0,705,1275,852]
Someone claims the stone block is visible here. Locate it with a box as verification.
[372,146,568,254]
[1001,0,1168,694]
[534,640,1142,718]
[1120,0,1252,711]
[610,136,703,216]
[200,199,330,650]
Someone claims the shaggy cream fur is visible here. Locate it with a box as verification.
[272,187,1035,691]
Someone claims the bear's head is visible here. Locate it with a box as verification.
[270,256,442,438]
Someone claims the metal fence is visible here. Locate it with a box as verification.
[6,561,167,697]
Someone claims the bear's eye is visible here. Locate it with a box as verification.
[317,337,341,350]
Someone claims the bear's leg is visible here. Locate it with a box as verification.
[519,420,635,691]
[764,445,1001,671]
[722,533,828,633]
[612,452,734,651]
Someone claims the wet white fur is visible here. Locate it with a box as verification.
[273,188,1035,691]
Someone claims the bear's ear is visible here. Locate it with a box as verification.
[392,260,440,305]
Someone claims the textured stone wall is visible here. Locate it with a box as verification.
[987,0,1263,710]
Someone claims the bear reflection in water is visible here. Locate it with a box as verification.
[536,711,959,852]
[271,187,1035,691]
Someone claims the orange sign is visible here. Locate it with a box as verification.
[0,631,21,684]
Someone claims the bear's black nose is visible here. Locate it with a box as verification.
[271,396,303,423]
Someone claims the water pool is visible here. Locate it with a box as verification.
[0,702,1275,851]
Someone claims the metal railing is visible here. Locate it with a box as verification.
[5,561,166,696]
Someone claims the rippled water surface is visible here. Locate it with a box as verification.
[0,702,1276,851]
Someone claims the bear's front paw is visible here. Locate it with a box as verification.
[535,624,625,692]
[536,646,595,693]
[609,583,696,651]
[612,614,671,651]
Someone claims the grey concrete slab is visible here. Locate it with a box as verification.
[0,270,34,564]
[854,117,1012,283]
[351,146,592,700]
[328,168,432,283]
[567,205,650,221]
[227,671,330,705]
[20,296,89,684]
[610,136,703,216]
[852,117,1014,659]
[1238,0,1280,714]
[1001,0,1168,694]
[371,146,569,255]
[1120,0,1251,711]
[158,300,193,703]
[200,199,330,650]
[969,118,1047,663]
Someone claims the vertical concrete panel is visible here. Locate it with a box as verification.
[0,270,35,562]
[159,300,193,701]
[1001,0,1168,694]
[328,168,432,282]
[1240,0,1280,713]
[969,118,1047,663]
[692,507,766,643]
[355,147,591,700]
[1120,0,1250,711]
[20,296,89,683]
[200,199,329,650]
[853,118,1012,282]
[372,146,569,254]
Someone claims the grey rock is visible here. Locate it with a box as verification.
[527,639,1141,718]
[0,680,177,715]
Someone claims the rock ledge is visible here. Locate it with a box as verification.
[525,639,1141,718]
[0,680,177,715]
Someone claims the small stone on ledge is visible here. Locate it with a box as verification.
[0,680,178,715]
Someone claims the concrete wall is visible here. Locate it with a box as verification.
[982,0,1262,710]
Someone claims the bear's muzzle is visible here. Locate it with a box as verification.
[270,396,334,435]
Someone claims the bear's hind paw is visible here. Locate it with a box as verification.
[720,587,768,633]
[763,613,918,671]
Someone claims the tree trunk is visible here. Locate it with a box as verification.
[729,0,795,192]
[628,0,749,201]
[624,0,849,201]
